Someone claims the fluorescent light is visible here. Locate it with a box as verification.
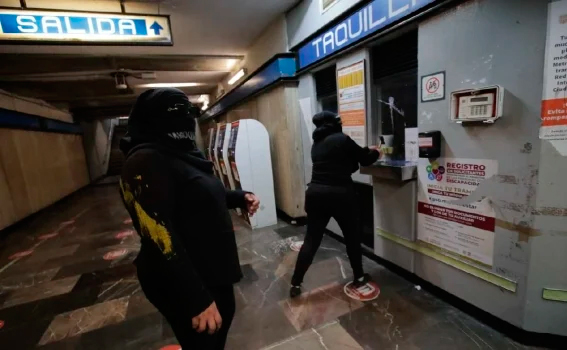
[137,82,201,88]
[228,69,246,85]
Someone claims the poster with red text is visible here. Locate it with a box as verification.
[541,0,567,140]
[417,158,498,267]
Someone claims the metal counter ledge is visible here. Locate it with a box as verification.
[360,160,418,181]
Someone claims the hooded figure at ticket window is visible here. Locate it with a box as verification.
[119,88,259,349]
[289,111,380,298]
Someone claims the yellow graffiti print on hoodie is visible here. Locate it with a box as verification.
[120,179,173,256]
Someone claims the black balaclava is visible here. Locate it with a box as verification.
[312,111,343,142]
[123,88,201,152]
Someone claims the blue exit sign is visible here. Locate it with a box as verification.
[0,9,172,45]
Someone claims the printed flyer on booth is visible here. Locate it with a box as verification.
[417,158,498,267]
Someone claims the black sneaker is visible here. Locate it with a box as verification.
[290,285,302,298]
[352,273,371,288]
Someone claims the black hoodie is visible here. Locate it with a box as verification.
[119,88,247,318]
[311,121,380,186]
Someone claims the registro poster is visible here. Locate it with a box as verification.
[541,0,567,140]
[337,61,366,146]
[417,158,498,266]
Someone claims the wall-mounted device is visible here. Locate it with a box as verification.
[419,130,441,159]
[450,85,505,124]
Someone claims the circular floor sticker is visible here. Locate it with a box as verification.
[38,232,58,240]
[290,241,304,252]
[344,281,380,302]
[123,218,133,225]
[103,249,128,261]
[159,346,181,350]
[9,250,33,260]
[115,230,135,239]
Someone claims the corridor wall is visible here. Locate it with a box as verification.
[0,93,89,231]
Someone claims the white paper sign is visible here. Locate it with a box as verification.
[417,157,498,266]
[404,128,419,162]
[540,0,567,140]
[421,72,445,102]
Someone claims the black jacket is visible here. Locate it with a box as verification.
[119,142,246,317]
[311,125,380,186]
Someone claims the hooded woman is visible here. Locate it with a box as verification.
[119,88,259,349]
[290,111,380,298]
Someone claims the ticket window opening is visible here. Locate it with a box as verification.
[450,85,504,124]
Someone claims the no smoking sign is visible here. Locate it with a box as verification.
[421,71,445,102]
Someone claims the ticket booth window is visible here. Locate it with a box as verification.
[371,30,418,159]
[314,65,338,114]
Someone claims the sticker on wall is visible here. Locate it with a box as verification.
[38,232,58,240]
[290,241,304,252]
[344,281,380,301]
[103,249,129,261]
[540,0,567,140]
[9,250,33,260]
[417,158,498,267]
[421,71,445,102]
[115,230,135,240]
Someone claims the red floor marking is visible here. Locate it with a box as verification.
[159,346,181,350]
[9,250,33,260]
[103,249,128,261]
[0,320,5,329]
[344,281,380,302]
[123,218,133,225]
[115,230,135,239]
[38,232,58,240]
[290,241,304,252]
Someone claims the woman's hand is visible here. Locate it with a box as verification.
[244,193,260,216]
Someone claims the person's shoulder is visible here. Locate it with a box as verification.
[123,148,172,174]
[327,132,348,141]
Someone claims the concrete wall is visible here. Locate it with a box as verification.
[213,15,289,100]
[81,118,116,181]
[286,0,364,48]
[415,0,567,334]
[0,90,73,122]
[0,94,89,230]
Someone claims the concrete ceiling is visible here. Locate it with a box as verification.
[0,0,300,120]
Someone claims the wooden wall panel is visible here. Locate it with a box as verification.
[0,130,89,230]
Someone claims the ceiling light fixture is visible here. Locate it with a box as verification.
[137,82,201,88]
[228,69,246,86]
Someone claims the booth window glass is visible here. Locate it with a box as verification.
[371,30,418,159]
[314,65,338,114]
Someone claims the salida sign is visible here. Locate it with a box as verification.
[297,0,438,69]
[0,9,172,45]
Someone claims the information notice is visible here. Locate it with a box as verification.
[337,61,366,146]
[417,158,498,266]
[541,0,567,140]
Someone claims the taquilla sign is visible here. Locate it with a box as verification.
[297,0,438,69]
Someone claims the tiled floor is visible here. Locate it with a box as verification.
[0,185,545,349]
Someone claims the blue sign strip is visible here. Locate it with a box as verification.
[297,0,438,70]
[0,108,82,134]
[0,9,172,45]
[202,55,297,120]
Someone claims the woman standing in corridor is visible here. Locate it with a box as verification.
[290,111,380,298]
